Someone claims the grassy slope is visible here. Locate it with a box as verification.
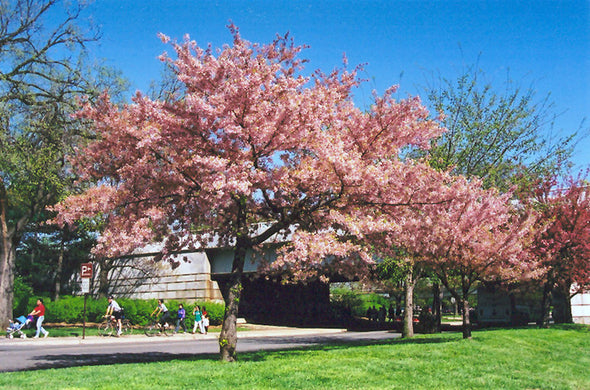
[1,327,588,389]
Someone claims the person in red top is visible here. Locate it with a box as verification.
[29,298,49,338]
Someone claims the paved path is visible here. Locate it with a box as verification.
[0,327,401,372]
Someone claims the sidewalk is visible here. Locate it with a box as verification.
[2,325,348,347]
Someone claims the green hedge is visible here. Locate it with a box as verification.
[22,296,225,327]
[12,276,34,318]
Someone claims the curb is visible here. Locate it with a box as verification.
[2,327,348,347]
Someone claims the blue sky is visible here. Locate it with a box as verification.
[83,0,589,169]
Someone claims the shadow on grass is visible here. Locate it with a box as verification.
[237,333,461,363]
[550,323,590,332]
[29,351,219,372]
[20,332,462,372]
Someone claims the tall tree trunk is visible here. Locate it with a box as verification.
[219,198,249,362]
[553,282,573,324]
[53,229,66,301]
[564,291,573,324]
[402,272,415,338]
[219,241,247,362]
[432,282,442,332]
[461,295,472,339]
[563,282,573,324]
[0,242,16,329]
[538,282,552,328]
[0,182,16,328]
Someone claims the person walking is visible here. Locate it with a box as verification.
[192,305,204,334]
[202,306,209,334]
[175,304,187,333]
[29,298,49,338]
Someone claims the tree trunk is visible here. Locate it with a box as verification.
[53,230,66,301]
[219,242,247,362]
[0,182,16,328]
[538,282,552,328]
[461,297,472,339]
[553,282,573,324]
[432,282,442,333]
[0,242,16,329]
[402,272,415,338]
[564,291,573,324]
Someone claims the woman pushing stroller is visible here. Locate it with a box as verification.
[29,298,49,338]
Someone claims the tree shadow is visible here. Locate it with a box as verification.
[238,333,461,362]
[26,351,218,372]
[18,332,461,371]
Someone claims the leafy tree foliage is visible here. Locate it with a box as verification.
[422,67,576,191]
[373,250,424,338]
[16,226,96,298]
[0,0,126,326]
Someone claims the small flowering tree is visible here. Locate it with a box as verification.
[363,174,537,339]
[421,179,538,338]
[53,26,450,361]
[366,178,457,338]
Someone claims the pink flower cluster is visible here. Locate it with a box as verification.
[53,25,545,288]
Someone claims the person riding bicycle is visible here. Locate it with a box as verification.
[105,296,123,336]
[151,299,172,330]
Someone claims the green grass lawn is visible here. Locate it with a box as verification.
[1,326,588,389]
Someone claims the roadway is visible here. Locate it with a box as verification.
[0,327,401,372]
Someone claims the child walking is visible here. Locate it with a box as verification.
[192,305,205,334]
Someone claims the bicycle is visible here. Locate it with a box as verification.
[98,315,132,337]
[144,316,171,337]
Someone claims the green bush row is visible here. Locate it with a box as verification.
[16,295,225,327]
[13,276,34,318]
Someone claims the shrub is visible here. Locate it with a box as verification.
[201,302,224,326]
[359,292,390,316]
[31,296,225,326]
[331,288,364,321]
[45,296,85,323]
[84,297,108,323]
[417,309,438,333]
[12,276,34,318]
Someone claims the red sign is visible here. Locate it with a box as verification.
[81,263,93,278]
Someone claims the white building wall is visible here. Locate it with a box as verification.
[106,251,223,302]
[571,290,590,325]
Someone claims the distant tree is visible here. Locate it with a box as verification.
[16,224,96,299]
[0,0,125,326]
[422,66,576,191]
[374,255,406,318]
[53,26,453,361]
[374,253,421,338]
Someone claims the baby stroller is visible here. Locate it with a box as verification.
[6,315,34,339]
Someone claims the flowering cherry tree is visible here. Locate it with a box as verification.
[54,26,450,361]
[361,171,468,338]
[420,180,538,338]
[528,173,590,325]
[364,174,538,338]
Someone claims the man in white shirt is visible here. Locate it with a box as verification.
[106,296,123,336]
